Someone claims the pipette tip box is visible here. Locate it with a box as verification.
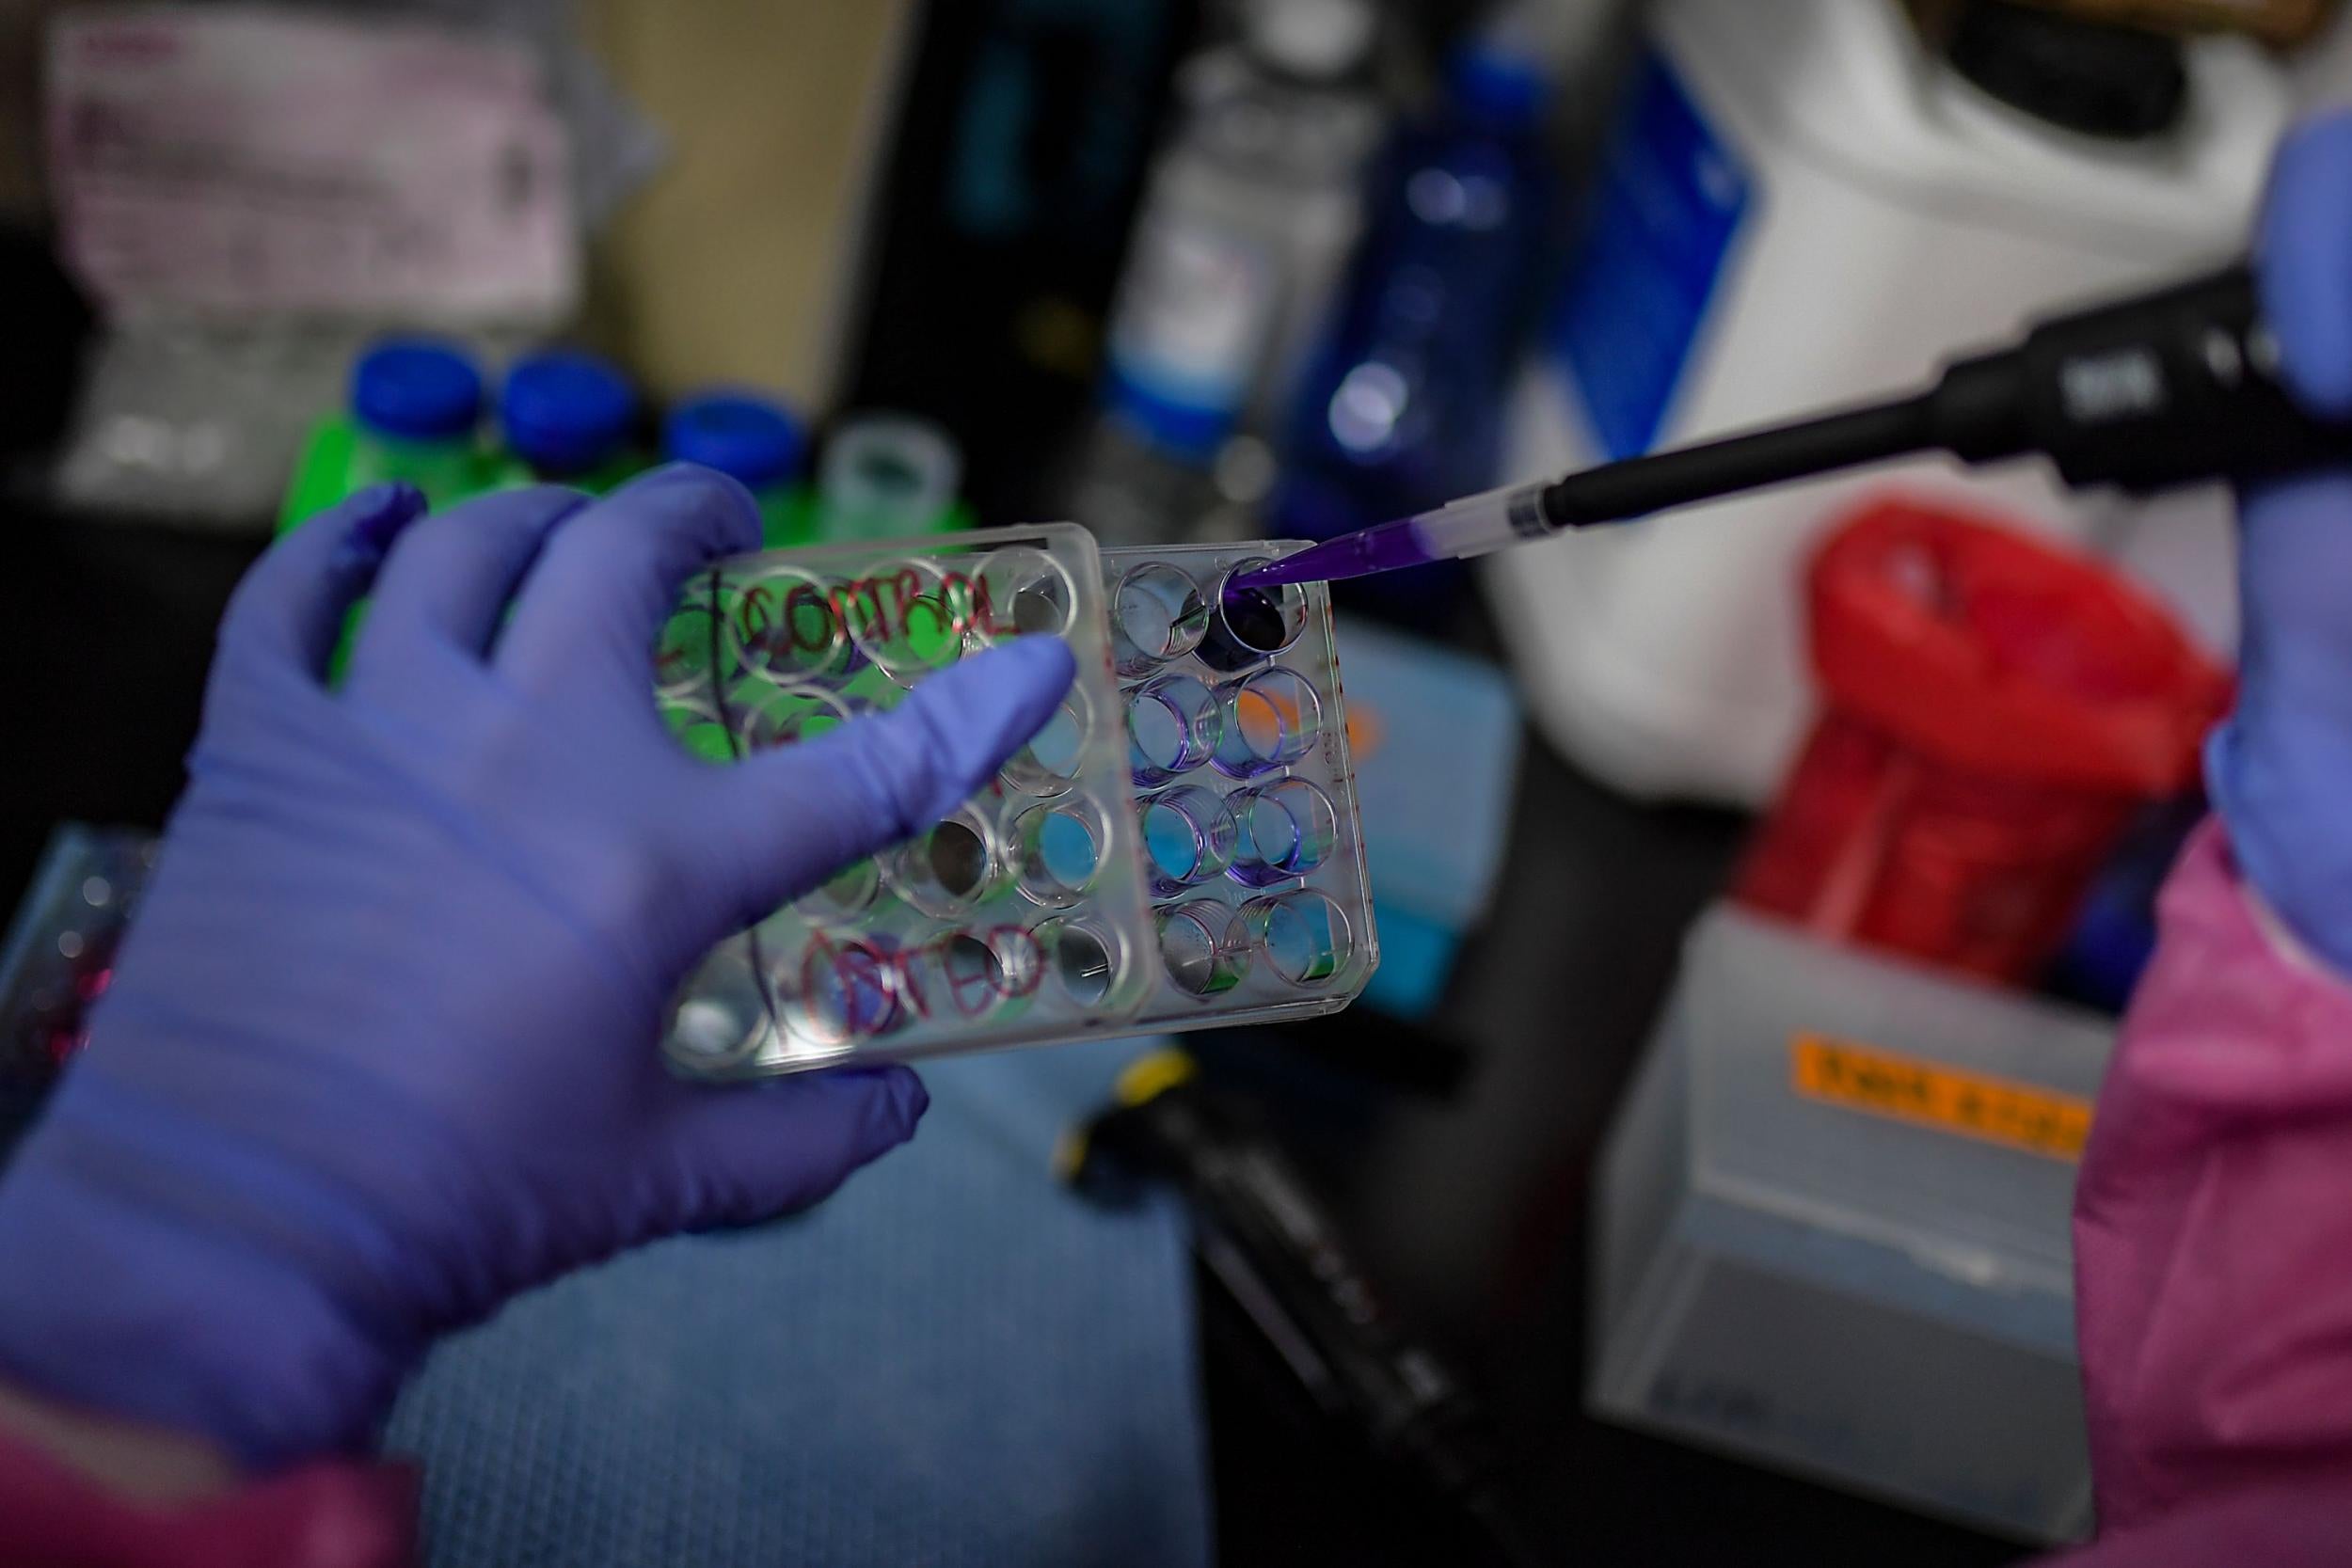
[1591,903,2110,1544]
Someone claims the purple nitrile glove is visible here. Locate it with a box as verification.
[2212,112,2352,974]
[0,465,1075,1468]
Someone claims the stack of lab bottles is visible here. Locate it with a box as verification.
[1275,31,1553,620]
[1065,0,1386,545]
[280,337,988,554]
[280,342,649,537]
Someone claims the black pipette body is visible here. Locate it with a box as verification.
[1242,266,2344,591]
[1064,1057,1538,1565]
[1534,395,1937,529]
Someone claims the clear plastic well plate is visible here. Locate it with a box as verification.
[658,524,1376,1077]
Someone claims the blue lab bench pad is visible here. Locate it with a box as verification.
[1359,904,1463,1020]
[1332,615,1520,929]
[385,1037,1211,1568]
[1330,616,1521,1016]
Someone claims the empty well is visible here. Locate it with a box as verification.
[1215,667,1323,778]
[655,597,723,697]
[667,944,771,1068]
[1128,673,1223,787]
[843,558,966,685]
[1140,785,1239,897]
[1245,889,1354,987]
[1112,562,1210,674]
[1000,689,1094,799]
[1035,915,1131,1009]
[1230,778,1339,887]
[885,806,1006,919]
[797,856,882,927]
[1155,898,1252,998]
[969,546,1081,643]
[665,693,734,765]
[672,719,736,765]
[1015,796,1111,907]
[904,925,1044,1024]
[736,687,854,754]
[731,566,858,687]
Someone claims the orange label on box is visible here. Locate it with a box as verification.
[1790,1036,2093,1162]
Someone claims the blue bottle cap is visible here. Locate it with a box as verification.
[501,351,639,476]
[1447,43,1549,129]
[351,339,485,442]
[662,391,807,491]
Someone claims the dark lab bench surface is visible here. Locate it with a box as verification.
[1194,735,2028,1567]
[0,509,2026,1568]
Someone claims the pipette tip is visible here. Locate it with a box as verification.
[1231,516,1435,591]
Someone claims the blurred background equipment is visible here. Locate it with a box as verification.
[43,3,613,526]
[841,0,1204,524]
[1324,618,1522,1020]
[0,828,152,1144]
[1493,0,2285,806]
[576,0,911,407]
[46,8,581,321]
[1060,0,1389,546]
[1735,496,2228,985]
[1912,0,2343,48]
[1065,1051,1537,1567]
[1270,6,1556,625]
[14,0,2352,1561]
[293,339,494,520]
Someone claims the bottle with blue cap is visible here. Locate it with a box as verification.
[278,337,489,531]
[1271,21,1554,621]
[1061,0,1388,543]
[496,349,644,493]
[661,390,813,546]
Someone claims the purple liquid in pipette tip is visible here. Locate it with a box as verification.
[1229,517,1438,590]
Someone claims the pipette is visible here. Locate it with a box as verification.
[1236,265,2347,591]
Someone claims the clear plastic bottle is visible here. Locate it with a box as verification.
[813,413,968,540]
[1066,0,1386,544]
